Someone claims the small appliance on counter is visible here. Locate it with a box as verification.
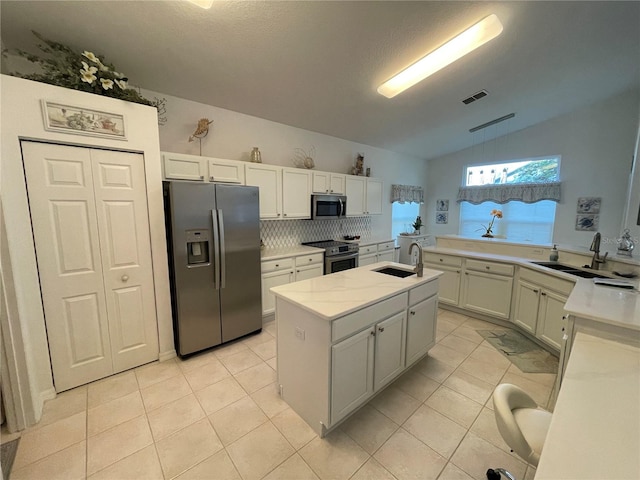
[164,181,262,356]
[302,239,359,274]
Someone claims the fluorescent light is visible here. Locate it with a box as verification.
[377,14,503,98]
[185,0,214,9]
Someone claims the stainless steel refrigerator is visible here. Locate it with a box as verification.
[163,181,262,356]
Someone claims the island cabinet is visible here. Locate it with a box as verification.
[275,277,438,437]
[461,259,514,320]
[513,267,573,351]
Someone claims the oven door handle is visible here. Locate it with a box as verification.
[339,198,344,217]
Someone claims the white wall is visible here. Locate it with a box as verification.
[426,89,639,251]
[1,75,174,428]
[142,89,429,239]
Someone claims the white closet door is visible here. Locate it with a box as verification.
[91,149,158,372]
[22,142,113,391]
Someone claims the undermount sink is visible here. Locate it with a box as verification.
[373,266,416,278]
[531,262,610,279]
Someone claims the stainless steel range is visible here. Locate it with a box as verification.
[302,240,359,274]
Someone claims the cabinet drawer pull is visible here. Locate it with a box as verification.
[296,270,300,273]
[309,258,313,262]
[210,176,215,181]
[121,275,129,282]
[562,327,565,332]
[378,327,385,333]
[485,266,490,270]
[439,258,443,262]
[275,264,279,267]
[200,175,204,180]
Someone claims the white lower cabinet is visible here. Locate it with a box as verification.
[461,260,514,320]
[261,253,323,315]
[359,253,378,266]
[277,279,438,436]
[424,253,462,306]
[406,294,437,367]
[358,240,395,266]
[513,267,573,351]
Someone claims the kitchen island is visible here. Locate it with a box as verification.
[271,261,442,436]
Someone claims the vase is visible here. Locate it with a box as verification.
[482,233,494,238]
[250,147,262,163]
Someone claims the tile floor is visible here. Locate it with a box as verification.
[2,310,556,480]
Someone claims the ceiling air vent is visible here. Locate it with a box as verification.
[462,89,489,105]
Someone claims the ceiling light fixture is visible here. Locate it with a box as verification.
[185,0,214,9]
[377,14,503,99]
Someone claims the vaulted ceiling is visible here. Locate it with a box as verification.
[2,1,639,160]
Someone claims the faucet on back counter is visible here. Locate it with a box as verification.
[409,242,424,277]
[589,232,608,270]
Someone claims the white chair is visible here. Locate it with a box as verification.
[487,383,553,480]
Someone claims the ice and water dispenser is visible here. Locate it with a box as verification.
[186,230,210,265]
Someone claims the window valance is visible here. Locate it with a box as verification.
[456,182,561,205]
[391,184,424,204]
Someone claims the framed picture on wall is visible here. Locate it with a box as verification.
[436,212,448,224]
[575,214,599,231]
[436,199,449,211]
[41,100,127,140]
[576,197,601,214]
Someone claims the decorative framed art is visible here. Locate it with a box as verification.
[41,100,127,140]
[436,199,449,211]
[436,212,448,224]
[576,197,601,214]
[575,214,599,231]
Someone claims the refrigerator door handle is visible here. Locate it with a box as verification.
[217,209,227,289]
[211,210,221,290]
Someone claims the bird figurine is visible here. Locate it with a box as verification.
[188,118,213,142]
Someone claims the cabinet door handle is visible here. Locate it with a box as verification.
[456,270,461,274]
[370,330,376,336]
[533,289,539,293]
[464,272,468,275]
[378,327,385,333]
[439,258,443,262]
[296,270,300,273]
[410,310,416,316]
[121,275,129,282]
[309,258,312,262]
[283,213,287,217]
[275,264,279,267]
[562,327,565,332]
[200,175,204,180]
[485,266,490,270]
[541,292,547,296]
[210,176,215,181]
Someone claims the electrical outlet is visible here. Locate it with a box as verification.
[295,327,305,340]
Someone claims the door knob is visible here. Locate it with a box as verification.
[121,275,129,282]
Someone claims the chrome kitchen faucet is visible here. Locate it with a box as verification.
[409,242,424,277]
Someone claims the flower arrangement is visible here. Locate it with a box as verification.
[3,31,166,123]
[478,209,503,237]
[412,216,423,232]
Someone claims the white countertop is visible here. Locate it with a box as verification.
[564,278,640,330]
[271,261,442,320]
[261,245,324,261]
[535,332,640,480]
[344,236,395,246]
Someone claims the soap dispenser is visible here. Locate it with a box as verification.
[549,244,559,262]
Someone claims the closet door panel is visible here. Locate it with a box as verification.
[22,142,113,392]
[91,149,159,372]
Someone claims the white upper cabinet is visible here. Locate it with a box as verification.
[366,178,383,215]
[313,172,346,195]
[245,164,282,219]
[345,176,366,215]
[207,158,245,184]
[345,176,382,215]
[282,168,312,219]
[162,152,206,181]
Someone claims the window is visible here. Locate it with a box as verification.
[459,156,560,243]
[392,202,420,241]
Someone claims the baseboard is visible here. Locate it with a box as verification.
[158,349,177,362]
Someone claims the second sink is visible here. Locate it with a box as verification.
[374,267,416,278]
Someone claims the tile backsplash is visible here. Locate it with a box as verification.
[261,217,371,247]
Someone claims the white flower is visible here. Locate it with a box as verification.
[96,60,110,72]
[80,63,97,84]
[81,61,97,74]
[100,78,114,90]
[114,78,128,89]
[82,51,100,63]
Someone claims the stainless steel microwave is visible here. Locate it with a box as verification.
[311,194,347,220]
